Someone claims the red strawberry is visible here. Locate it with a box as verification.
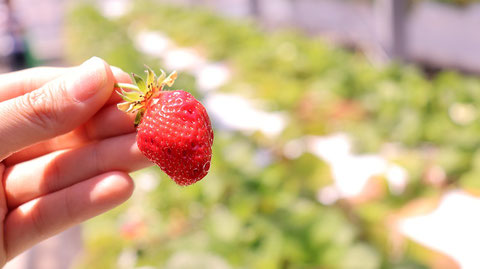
[116,68,213,185]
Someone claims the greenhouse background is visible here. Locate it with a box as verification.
[2,0,480,268]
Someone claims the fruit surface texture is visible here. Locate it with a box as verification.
[116,69,213,185]
[137,90,213,185]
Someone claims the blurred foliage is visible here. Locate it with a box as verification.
[66,1,480,268]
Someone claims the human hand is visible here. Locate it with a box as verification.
[0,57,151,264]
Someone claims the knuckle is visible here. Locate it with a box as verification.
[45,156,62,193]
[63,187,76,222]
[78,124,94,143]
[15,84,66,129]
[91,144,106,173]
[29,202,46,235]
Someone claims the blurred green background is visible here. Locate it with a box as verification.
[6,0,480,268]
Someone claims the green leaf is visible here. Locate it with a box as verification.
[131,103,144,112]
[134,111,143,126]
[157,69,166,83]
[132,73,147,94]
[117,90,142,102]
[145,65,156,91]
[117,102,131,112]
[115,83,142,93]
[117,100,144,113]
[165,71,178,87]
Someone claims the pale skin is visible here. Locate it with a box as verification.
[0,57,152,264]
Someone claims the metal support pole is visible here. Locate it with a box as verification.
[375,0,408,61]
[249,0,259,16]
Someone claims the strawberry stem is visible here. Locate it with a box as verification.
[115,83,141,92]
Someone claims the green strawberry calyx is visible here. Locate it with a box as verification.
[115,67,177,126]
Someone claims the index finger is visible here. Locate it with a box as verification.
[0,67,72,102]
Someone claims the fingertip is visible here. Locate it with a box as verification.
[66,57,115,103]
[111,66,132,84]
[90,171,135,206]
[85,56,117,92]
[81,56,110,82]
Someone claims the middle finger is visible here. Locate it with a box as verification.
[4,133,152,209]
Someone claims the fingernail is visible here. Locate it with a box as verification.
[110,66,126,74]
[68,57,107,102]
[111,65,132,84]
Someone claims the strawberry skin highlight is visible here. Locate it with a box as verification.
[115,68,213,186]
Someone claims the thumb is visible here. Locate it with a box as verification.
[0,57,115,161]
